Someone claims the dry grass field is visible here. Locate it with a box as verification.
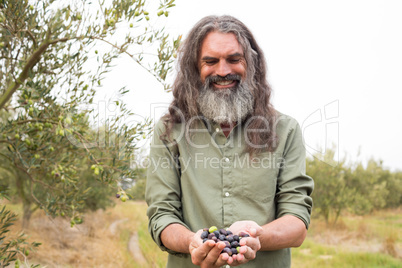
[4,201,401,268]
[292,209,402,268]
[5,201,167,268]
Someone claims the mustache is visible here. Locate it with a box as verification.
[205,74,242,85]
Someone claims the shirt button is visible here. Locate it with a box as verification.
[225,192,230,197]
[216,128,220,132]
[224,157,229,163]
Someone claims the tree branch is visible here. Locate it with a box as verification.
[90,36,170,89]
[0,152,13,163]
[21,29,37,48]
[73,131,99,164]
[0,37,69,110]
[14,164,58,192]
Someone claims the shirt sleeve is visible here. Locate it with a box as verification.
[145,119,190,254]
[275,119,314,229]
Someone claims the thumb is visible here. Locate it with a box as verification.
[249,226,263,237]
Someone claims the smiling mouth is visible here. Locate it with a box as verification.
[209,75,241,89]
[214,80,235,86]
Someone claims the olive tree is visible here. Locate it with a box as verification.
[0,0,179,229]
[307,149,355,225]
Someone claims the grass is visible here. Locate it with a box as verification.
[2,199,400,267]
[138,220,169,268]
[292,209,402,267]
[292,238,401,268]
[110,201,168,267]
[1,200,167,267]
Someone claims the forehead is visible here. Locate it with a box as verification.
[199,31,243,58]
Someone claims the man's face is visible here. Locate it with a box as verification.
[197,32,253,125]
[199,31,247,88]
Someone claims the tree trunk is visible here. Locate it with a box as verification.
[15,171,33,229]
[324,207,330,225]
[22,201,32,229]
[333,207,342,225]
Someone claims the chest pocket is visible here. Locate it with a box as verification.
[240,152,281,203]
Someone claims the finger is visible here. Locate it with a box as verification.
[217,251,231,266]
[238,243,259,260]
[238,240,259,261]
[203,242,227,266]
[192,240,215,264]
[236,253,245,262]
[200,240,216,255]
[240,237,261,252]
[242,246,257,260]
[230,253,247,266]
[239,237,255,247]
[238,245,248,255]
[249,227,263,237]
[226,256,234,265]
[228,254,247,267]
[220,252,230,262]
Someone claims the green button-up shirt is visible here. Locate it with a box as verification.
[145,113,314,268]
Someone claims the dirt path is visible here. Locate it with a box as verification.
[108,218,128,235]
[108,218,147,264]
[128,232,147,264]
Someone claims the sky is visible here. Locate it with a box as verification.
[99,0,402,171]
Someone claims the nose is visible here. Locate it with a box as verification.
[215,60,231,77]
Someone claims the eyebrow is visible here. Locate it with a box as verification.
[201,53,244,61]
[228,53,243,58]
[201,56,217,61]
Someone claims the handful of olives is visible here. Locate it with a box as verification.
[200,226,250,256]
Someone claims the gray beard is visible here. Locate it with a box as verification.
[197,79,255,124]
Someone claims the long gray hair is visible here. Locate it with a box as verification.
[162,15,278,156]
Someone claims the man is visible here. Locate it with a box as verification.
[145,15,314,268]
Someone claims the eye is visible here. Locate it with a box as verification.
[228,58,241,64]
[205,60,218,65]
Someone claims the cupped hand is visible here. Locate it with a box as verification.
[227,221,263,266]
[189,229,234,268]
